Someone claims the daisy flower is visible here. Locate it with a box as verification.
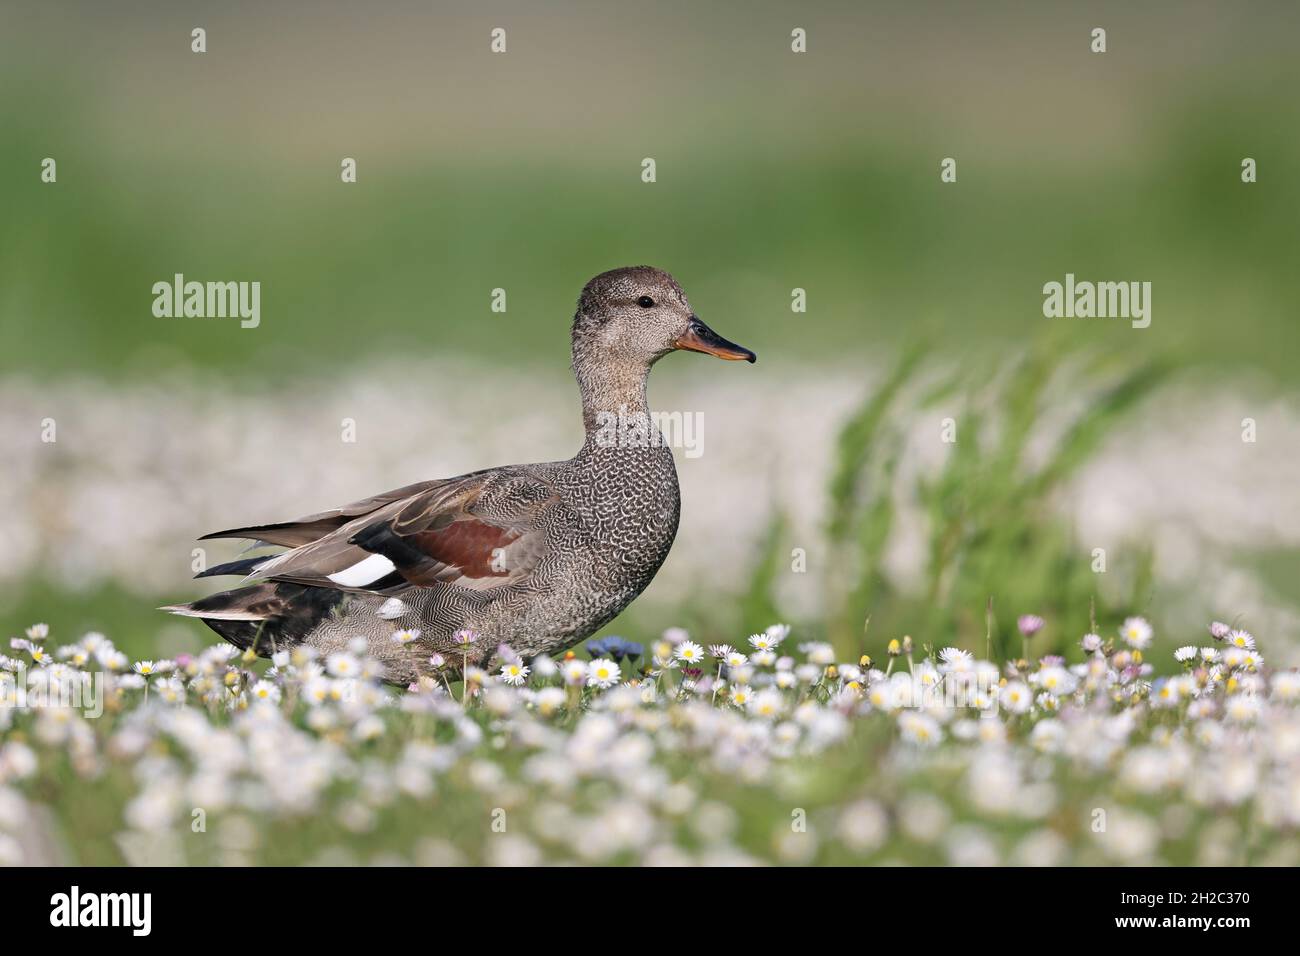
[499,662,530,686]
[132,660,156,676]
[1152,678,1182,707]
[801,642,835,665]
[725,651,749,668]
[999,681,1032,714]
[898,712,941,746]
[764,624,791,645]
[586,658,621,689]
[748,633,778,652]
[1081,633,1103,653]
[938,647,973,672]
[1121,617,1153,649]
[326,653,360,678]
[674,641,704,664]
[915,661,941,689]
[1225,694,1261,723]
[452,629,477,646]
[1270,671,1300,702]
[748,688,784,719]
[250,680,281,704]
[391,628,422,645]
[534,686,566,716]
[1226,629,1255,650]
[1029,719,1065,753]
[708,644,734,659]
[730,684,753,707]
[1174,645,1197,663]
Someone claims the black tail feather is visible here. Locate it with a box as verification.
[194,556,274,579]
[163,582,346,657]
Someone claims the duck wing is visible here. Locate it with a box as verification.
[198,479,444,548]
[203,469,562,594]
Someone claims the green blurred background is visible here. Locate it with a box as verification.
[1,0,1297,664]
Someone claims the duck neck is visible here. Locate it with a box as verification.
[574,357,657,451]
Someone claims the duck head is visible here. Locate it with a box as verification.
[572,266,756,371]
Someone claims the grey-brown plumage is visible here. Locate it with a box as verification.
[162,267,756,685]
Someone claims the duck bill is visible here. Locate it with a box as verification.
[673,316,756,363]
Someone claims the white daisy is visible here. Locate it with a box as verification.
[499,662,530,686]
[1270,671,1300,701]
[1121,617,1153,649]
[1226,629,1255,650]
[764,624,791,645]
[802,642,835,665]
[1225,694,1260,723]
[748,688,784,719]
[674,641,704,664]
[391,628,422,645]
[999,681,1032,714]
[561,659,588,686]
[250,679,281,703]
[586,658,621,689]
[326,653,359,678]
[898,711,941,746]
[1152,678,1182,707]
[938,647,973,672]
[534,686,566,716]
[1174,645,1197,662]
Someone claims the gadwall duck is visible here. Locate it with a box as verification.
[163,266,755,684]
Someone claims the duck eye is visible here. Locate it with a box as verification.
[636,296,655,308]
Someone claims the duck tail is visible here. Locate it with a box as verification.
[160,582,345,657]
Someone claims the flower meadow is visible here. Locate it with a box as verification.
[1,618,1298,867]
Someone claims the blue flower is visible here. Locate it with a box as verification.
[586,637,643,663]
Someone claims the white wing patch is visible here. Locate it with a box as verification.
[326,553,397,587]
[377,597,408,620]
